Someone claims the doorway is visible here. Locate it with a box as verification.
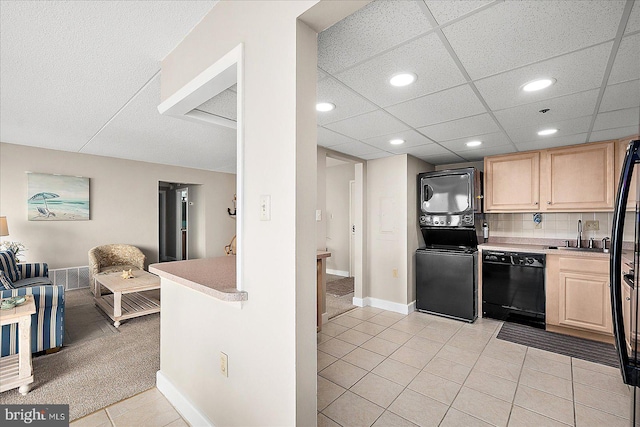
[158,182,196,262]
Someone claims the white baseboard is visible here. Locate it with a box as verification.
[352,297,365,307]
[157,371,214,427]
[352,297,414,315]
[326,269,349,277]
[322,312,329,325]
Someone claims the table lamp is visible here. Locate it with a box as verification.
[0,216,8,237]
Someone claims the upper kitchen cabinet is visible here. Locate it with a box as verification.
[540,140,615,212]
[616,135,639,210]
[484,152,540,212]
[484,140,617,212]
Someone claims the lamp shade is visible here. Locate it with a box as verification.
[0,217,8,237]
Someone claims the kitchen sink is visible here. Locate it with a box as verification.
[546,246,609,254]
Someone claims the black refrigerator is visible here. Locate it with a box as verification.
[611,138,640,425]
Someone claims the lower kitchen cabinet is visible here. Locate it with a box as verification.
[546,254,613,342]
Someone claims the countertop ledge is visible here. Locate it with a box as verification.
[479,243,611,259]
[149,257,247,302]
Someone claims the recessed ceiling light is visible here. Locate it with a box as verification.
[538,128,558,136]
[522,78,556,92]
[389,73,417,87]
[316,102,335,112]
[389,139,405,145]
[466,140,482,147]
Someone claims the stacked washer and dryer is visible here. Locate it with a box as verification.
[415,168,482,322]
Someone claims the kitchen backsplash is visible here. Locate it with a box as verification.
[485,212,635,242]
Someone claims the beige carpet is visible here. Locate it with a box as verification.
[326,275,356,319]
[326,275,355,297]
[0,288,159,421]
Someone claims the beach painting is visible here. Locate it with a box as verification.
[27,173,90,221]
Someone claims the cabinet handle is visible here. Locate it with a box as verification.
[547,201,551,205]
[627,297,631,301]
[534,202,538,205]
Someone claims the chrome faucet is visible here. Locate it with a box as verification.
[602,237,610,252]
[577,220,583,248]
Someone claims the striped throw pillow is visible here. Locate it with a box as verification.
[0,270,13,290]
[0,250,20,282]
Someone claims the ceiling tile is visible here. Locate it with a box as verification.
[504,116,593,144]
[599,80,640,113]
[515,133,588,151]
[324,110,410,140]
[195,89,238,120]
[494,89,599,130]
[392,142,454,157]
[440,132,512,152]
[593,107,640,131]
[317,127,360,148]
[475,42,612,111]
[424,0,494,25]
[334,33,466,107]
[457,145,516,161]
[442,1,626,79]
[608,34,640,84]
[328,141,381,157]
[626,0,640,34]
[359,151,391,161]
[81,75,238,172]
[418,153,471,165]
[385,84,486,128]
[362,130,434,152]
[317,78,377,125]
[416,113,500,142]
[0,0,216,152]
[317,0,432,74]
[589,126,639,142]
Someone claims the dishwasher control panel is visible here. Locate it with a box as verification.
[482,251,545,268]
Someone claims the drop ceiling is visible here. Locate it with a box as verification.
[1,0,639,171]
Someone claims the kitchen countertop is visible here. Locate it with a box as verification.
[479,242,611,259]
[149,256,247,302]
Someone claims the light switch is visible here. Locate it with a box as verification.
[316,210,322,221]
[260,195,271,221]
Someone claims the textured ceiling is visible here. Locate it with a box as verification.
[1,0,639,171]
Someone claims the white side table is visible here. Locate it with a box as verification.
[0,295,35,395]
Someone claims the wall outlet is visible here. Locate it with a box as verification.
[392,268,398,278]
[220,352,228,377]
[260,195,271,221]
[584,220,599,231]
[316,210,322,221]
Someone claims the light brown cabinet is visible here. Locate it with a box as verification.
[540,141,615,211]
[616,135,639,210]
[546,254,613,342]
[484,152,540,211]
[484,140,616,212]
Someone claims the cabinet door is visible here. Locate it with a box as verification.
[540,141,615,211]
[616,136,639,210]
[484,152,540,212]
[558,271,612,334]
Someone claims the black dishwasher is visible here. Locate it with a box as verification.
[482,251,545,328]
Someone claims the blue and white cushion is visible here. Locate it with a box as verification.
[0,270,13,290]
[0,250,20,282]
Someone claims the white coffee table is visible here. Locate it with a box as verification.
[94,270,160,328]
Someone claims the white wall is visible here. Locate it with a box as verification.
[317,146,327,250]
[157,1,367,425]
[366,155,408,305]
[326,162,355,275]
[407,155,434,304]
[0,142,236,268]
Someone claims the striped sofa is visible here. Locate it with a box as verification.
[0,263,65,356]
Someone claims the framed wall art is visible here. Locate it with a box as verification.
[27,173,90,221]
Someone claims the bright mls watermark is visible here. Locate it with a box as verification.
[1,405,68,426]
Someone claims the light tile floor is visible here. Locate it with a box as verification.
[318,307,631,427]
[70,388,189,427]
[70,306,630,427]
